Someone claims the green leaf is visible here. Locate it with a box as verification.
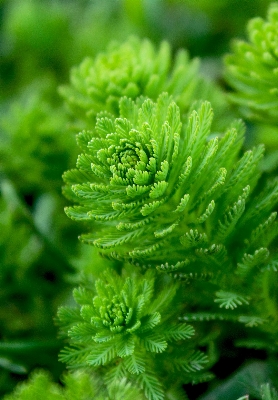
[124,352,145,375]
[119,96,138,125]
[115,117,133,137]
[139,312,161,333]
[197,200,215,223]
[126,184,150,198]
[174,194,190,213]
[104,361,126,386]
[74,288,93,306]
[149,181,168,199]
[86,342,117,366]
[65,205,92,221]
[154,221,179,239]
[237,247,270,276]
[180,229,207,248]
[69,323,97,343]
[238,316,267,327]
[215,187,248,242]
[85,229,145,248]
[57,307,83,328]
[175,157,192,190]
[142,333,167,353]
[214,291,250,310]
[192,138,218,185]
[140,275,155,306]
[59,346,92,368]
[175,350,208,373]
[137,370,165,400]
[180,312,236,323]
[248,212,277,249]
[260,383,278,400]
[94,331,115,343]
[163,323,195,341]
[140,199,164,216]
[154,160,169,182]
[116,335,135,358]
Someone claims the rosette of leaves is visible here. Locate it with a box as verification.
[225,2,278,124]
[64,93,278,329]
[58,269,208,400]
[3,369,144,400]
[64,92,277,260]
[60,36,229,131]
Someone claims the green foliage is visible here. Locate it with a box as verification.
[64,94,278,276]
[260,384,278,400]
[2,2,278,400]
[0,0,133,96]
[0,80,76,196]
[63,90,278,356]
[225,3,278,124]
[0,76,79,395]
[200,361,278,400]
[60,36,229,131]
[0,178,71,334]
[58,269,206,400]
[225,2,278,172]
[0,78,80,346]
[3,369,144,400]
[0,177,74,392]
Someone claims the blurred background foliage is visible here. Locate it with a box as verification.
[0,0,276,398]
[0,0,274,97]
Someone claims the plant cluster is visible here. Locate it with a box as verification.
[1,1,278,399]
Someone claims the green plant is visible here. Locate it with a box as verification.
[63,92,277,266]
[58,268,208,399]
[3,369,145,400]
[59,36,230,132]
[60,34,278,399]
[225,3,278,124]
[225,2,278,172]
[2,2,278,400]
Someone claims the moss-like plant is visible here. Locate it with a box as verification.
[63,93,277,271]
[62,90,278,398]
[58,268,208,400]
[3,369,144,400]
[2,4,278,400]
[59,36,229,131]
[225,3,278,123]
